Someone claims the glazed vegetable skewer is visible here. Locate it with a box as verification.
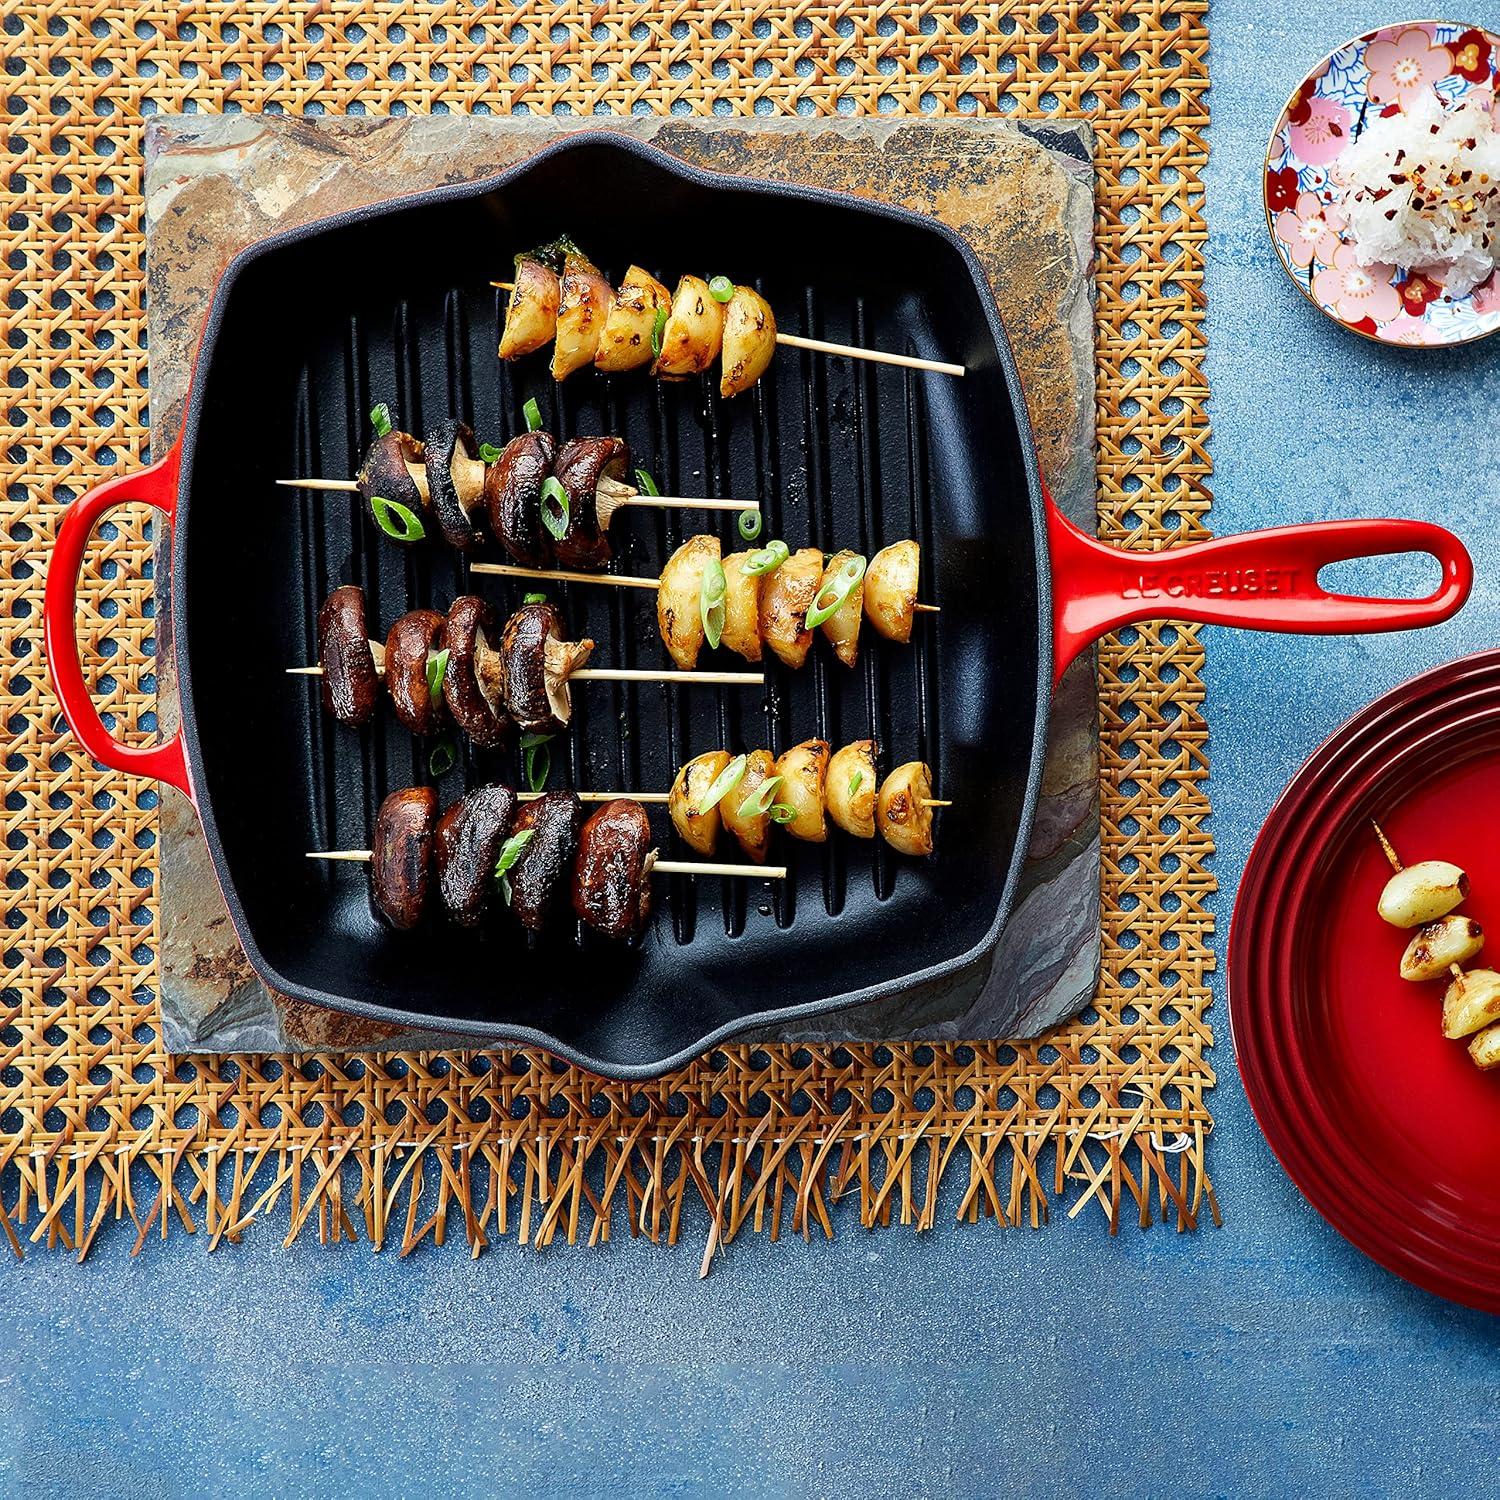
[287,657,762,686]
[307,848,777,877]
[276,475,755,513]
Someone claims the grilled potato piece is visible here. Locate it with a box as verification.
[758,546,823,669]
[499,254,561,360]
[720,550,764,663]
[877,761,935,857]
[1442,968,1500,1039]
[595,264,670,374]
[774,739,830,844]
[1378,860,1469,928]
[817,549,866,669]
[669,750,732,855]
[1400,914,1484,982]
[657,534,722,670]
[720,748,776,863]
[864,540,921,644]
[720,285,777,398]
[552,250,613,381]
[654,275,725,379]
[827,740,878,839]
[1470,1022,1500,1070]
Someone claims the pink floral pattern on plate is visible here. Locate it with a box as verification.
[1264,19,1500,348]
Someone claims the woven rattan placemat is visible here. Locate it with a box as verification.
[4,1,1216,1257]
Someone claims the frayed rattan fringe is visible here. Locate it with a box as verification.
[0,1127,1220,1266]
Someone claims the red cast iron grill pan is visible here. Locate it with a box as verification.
[44,133,1473,1079]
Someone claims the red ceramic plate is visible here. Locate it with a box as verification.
[1231,651,1500,1313]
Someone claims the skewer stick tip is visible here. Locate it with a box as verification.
[1370,819,1402,872]
[919,799,954,809]
[913,603,941,614]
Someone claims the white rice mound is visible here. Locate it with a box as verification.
[1332,91,1500,298]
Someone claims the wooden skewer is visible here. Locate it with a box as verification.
[490,281,964,379]
[286,661,762,686]
[275,475,758,514]
[306,847,785,878]
[1372,819,1402,872]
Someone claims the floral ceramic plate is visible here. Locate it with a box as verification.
[1265,19,1500,347]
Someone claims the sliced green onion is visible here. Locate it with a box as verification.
[478,441,503,464]
[540,475,569,541]
[737,508,762,542]
[523,591,548,605]
[494,827,536,904]
[697,753,746,817]
[370,402,392,438]
[738,774,784,820]
[806,555,867,629]
[848,769,864,799]
[523,397,543,432]
[424,648,450,706]
[634,468,661,498]
[744,540,790,577]
[768,804,797,825]
[369,495,426,544]
[700,559,727,651]
[651,306,667,358]
[428,737,456,778]
[708,275,734,303]
[521,731,553,792]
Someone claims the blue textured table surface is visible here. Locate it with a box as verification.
[8,6,1500,1496]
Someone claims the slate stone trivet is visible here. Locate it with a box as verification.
[145,116,1099,1054]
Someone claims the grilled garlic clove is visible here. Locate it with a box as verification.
[827,740,878,840]
[1442,967,1500,1039]
[1377,860,1469,928]
[654,275,725,379]
[877,761,935,857]
[758,546,823,669]
[499,254,561,360]
[1400,915,1484,982]
[817,549,865,669]
[864,540,920,644]
[657,534,722,671]
[720,285,777,398]
[595,264,671,374]
[1469,1022,1500,1070]
[774,739,831,844]
[552,250,613,381]
[720,551,764,663]
[669,750,732,855]
[720,749,777,863]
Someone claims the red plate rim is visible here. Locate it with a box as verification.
[1229,649,1500,1314]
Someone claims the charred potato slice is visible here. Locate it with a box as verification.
[773,739,830,844]
[827,740,878,839]
[864,540,921,644]
[720,550,763,663]
[551,250,613,381]
[371,787,437,931]
[384,609,448,737]
[595,264,670,374]
[499,254,561,360]
[758,546,823,669]
[653,275,725,379]
[435,783,517,929]
[719,749,777,864]
[1442,968,1500,1039]
[816,549,866,669]
[485,430,557,569]
[572,799,654,942]
[669,750,732,855]
[877,761,935,857]
[1400,914,1484,982]
[657,534,722,671]
[317,585,380,727]
[720,285,777,398]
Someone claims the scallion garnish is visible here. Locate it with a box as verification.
[370,402,393,438]
[768,804,797,825]
[737,508,762,542]
[424,648,450,706]
[708,276,734,303]
[521,731,553,792]
[697,753,747,817]
[494,827,536,904]
[744,540,789,577]
[540,476,569,541]
[478,442,503,464]
[523,397,543,432]
[651,306,667,358]
[428,737,456,778]
[370,495,426,544]
[635,468,661,497]
[848,769,864,798]
[700,558,727,651]
[738,774,784,820]
[523,591,548,605]
[806,555,867,629]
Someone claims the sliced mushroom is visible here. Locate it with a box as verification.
[669,750,732,855]
[657,534,721,670]
[720,550,763,663]
[371,786,437,931]
[864,540,920,644]
[877,761,935,857]
[384,609,448,737]
[551,435,630,571]
[653,275,725,379]
[552,249,613,381]
[817,549,866,669]
[595,264,671,374]
[355,430,429,542]
[507,791,585,933]
[774,739,830,844]
[317,584,381,727]
[498,252,562,360]
[425,418,487,551]
[484,430,557,569]
[1400,915,1484,982]
[500,601,594,735]
[758,546,823,669]
[720,285,777,399]
[435,783,518,929]
[1442,968,1500,1040]
[827,740,878,839]
[440,596,513,750]
[573,799,654,942]
[719,748,777,864]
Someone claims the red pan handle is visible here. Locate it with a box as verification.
[1048,501,1473,684]
[43,439,194,801]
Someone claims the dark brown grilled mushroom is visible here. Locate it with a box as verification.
[425,418,487,551]
[355,430,429,543]
[371,786,437,931]
[440,596,513,750]
[384,609,448,737]
[572,799,653,942]
[484,430,557,568]
[507,791,585,933]
[316,584,381,727]
[499,602,594,736]
[550,435,630,570]
[434,782,517,928]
